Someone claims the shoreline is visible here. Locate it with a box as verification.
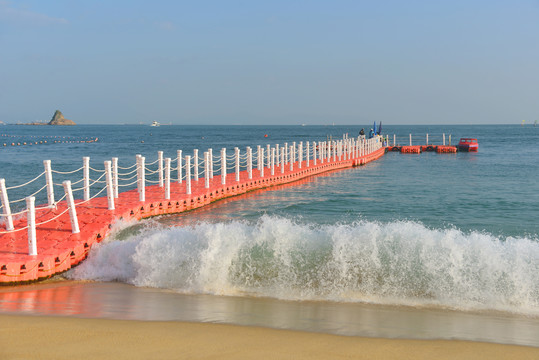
[1,314,539,360]
[2,279,539,347]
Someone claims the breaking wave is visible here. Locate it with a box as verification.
[68,216,539,315]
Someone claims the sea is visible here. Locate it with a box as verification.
[1,124,539,346]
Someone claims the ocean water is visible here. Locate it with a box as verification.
[1,124,539,344]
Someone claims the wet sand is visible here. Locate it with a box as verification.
[2,280,539,347]
[2,314,539,360]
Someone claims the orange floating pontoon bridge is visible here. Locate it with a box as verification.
[1,131,475,284]
[1,135,386,284]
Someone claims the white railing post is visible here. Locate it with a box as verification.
[112,157,119,198]
[426,133,429,145]
[209,148,214,179]
[289,145,294,171]
[266,144,271,169]
[136,155,141,197]
[247,147,253,179]
[83,157,90,201]
[0,178,14,231]
[306,141,310,167]
[449,134,451,146]
[186,156,192,195]
[256,145,264,171]
[158,151,164,187]
[409,134,412,146]
[165,157,171,200]
[63,180,80,234]
[284,142,288,164]
[271,148,275,175]
[235,147,240,182]
[43,160,54,207]
[298,142,303,168]
[313,141,317,165]
[393,134,396,146]
[221,148,226,185]
[26,196,37,256]
[139,156,146,202]
[104,161,115,210]
[443,133,446,145]
[193,149,199,181]
[281,149,285,174]
[25,196,37,255]
[275,144,280,166]
[204,152,210,188]
[260,148,264,177]
[177,150,183,183]
[327,141,331,162]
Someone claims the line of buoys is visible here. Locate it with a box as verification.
[2,138,98,147]
[1,134,94,140]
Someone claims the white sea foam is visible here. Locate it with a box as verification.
[68,215,539,315]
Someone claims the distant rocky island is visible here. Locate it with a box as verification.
[20,110,76,126]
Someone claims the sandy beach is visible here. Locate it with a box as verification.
[1,314,538,360]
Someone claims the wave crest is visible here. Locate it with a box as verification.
[68,216,539,315]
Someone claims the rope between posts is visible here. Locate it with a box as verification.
[145,179,160,184]
[35,207,70,227]
[91,172,107,184]
[0,224,29,234]
[117,167,138,176]
[117,180,138,187]
[43,194,67,210]
[51,166,84,175]
[8,208,29,217]
[72,186,105,206]
[146,158,160,166]
[89,166,105,173]
[118,173,138,181]
[5,171,45,190]
[144,167,159,174]
[74,184,108,206]
[8,184,48,204]
[117,163,137,170]
[53,177,85,187]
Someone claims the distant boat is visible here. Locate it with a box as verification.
[151,121,160,127]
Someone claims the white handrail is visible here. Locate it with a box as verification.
[5,171,45,190]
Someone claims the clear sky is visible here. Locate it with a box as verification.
[1,0,538,125]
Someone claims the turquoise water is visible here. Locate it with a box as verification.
[1,124,539,333]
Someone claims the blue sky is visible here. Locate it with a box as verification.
[1,0,538,125]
